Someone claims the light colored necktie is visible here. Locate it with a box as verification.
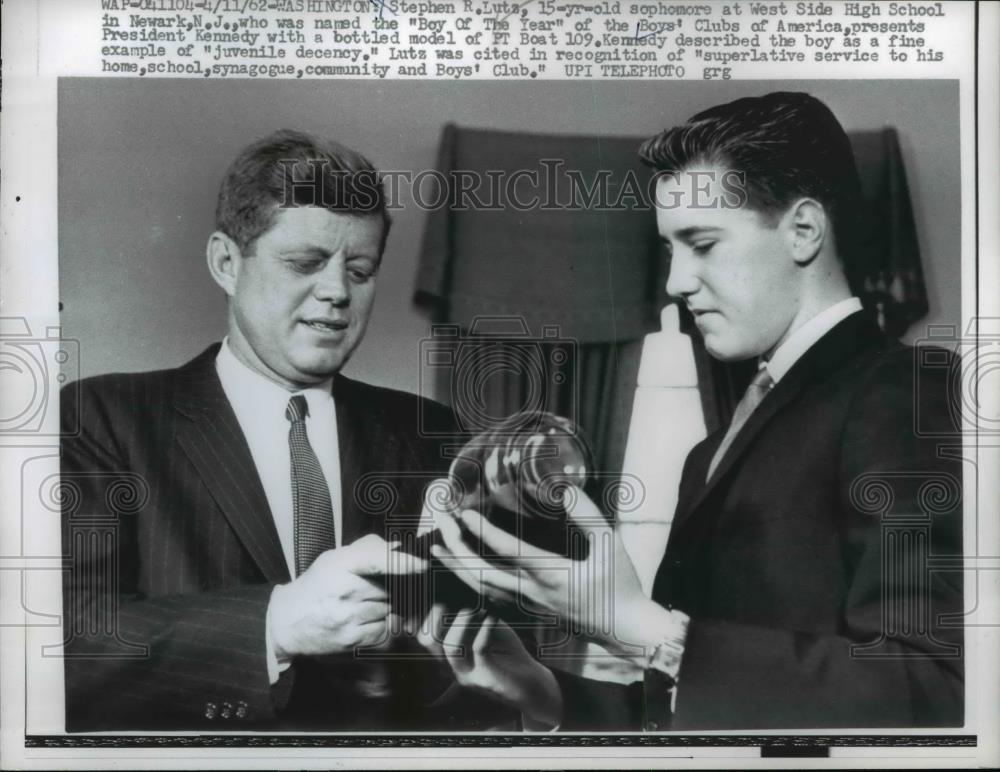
[706,366,774,481]
[286,394,336,575]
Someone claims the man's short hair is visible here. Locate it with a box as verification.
[639,92,862,255]
[215,128,391,254]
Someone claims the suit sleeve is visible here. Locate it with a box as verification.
[549,669,644,731]
[670,349,964,729]
[60,380,282,731]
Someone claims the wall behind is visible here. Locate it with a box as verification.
[59,79,960,393]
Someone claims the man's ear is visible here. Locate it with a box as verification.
[785,198,827,266]
[206,231,242,297]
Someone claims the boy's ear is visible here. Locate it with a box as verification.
[785,198,827,266]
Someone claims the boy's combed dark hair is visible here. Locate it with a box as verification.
[639,92,862,254]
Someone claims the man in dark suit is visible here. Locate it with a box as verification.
[433,92,964,729]
[60,130,503,731]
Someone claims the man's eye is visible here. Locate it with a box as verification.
[692,241,715,255]
[348,268,374,284]
[348,260,377,283]
[288,260,322,273]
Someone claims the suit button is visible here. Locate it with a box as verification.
[235,701,248,719]
[220,701,233,719]
[204,702,217,720]
[646,720,660,731]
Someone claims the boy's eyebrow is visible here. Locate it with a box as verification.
[659,226,722,244]
[675,226,722,240]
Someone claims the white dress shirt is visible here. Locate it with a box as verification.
[216,338,343,567]
[216,339,342,683]
[764,297,864,383]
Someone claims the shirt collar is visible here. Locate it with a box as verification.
[764,297,864,384]
[216,337,334,409]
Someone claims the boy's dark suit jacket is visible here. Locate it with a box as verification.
[60,343,502,731]
[555,311,964,730]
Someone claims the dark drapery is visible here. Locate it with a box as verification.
[415,125,665,342]
[415,124,929,465]
[848,128,929,337]
[415,126,662,474]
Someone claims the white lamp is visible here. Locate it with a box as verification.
[537,303,707,685]
[617,302,706,595]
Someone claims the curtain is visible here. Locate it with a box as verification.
[849,128,929,337]
[415,125,665,342]
[422,321,643,479]
[415,125,663,473]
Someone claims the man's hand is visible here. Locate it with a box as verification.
[417,604,562,728]
[268,534,427,659]
[431,487,660,656]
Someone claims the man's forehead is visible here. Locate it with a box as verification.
[262,206,384,240]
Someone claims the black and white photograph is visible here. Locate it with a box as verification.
[55,76,965,728]
[1,1,998,769]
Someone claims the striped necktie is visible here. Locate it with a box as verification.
[706,366,774,481]
[286,394,336,575]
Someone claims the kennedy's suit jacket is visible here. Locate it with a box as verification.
[556,312,964,730]
[61,343,501,731]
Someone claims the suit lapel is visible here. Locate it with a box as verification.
[333,375,391,545]
[672,440,716,525]
[672,312,883,531]
[679,373,809,521]
[172,345,290,584]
